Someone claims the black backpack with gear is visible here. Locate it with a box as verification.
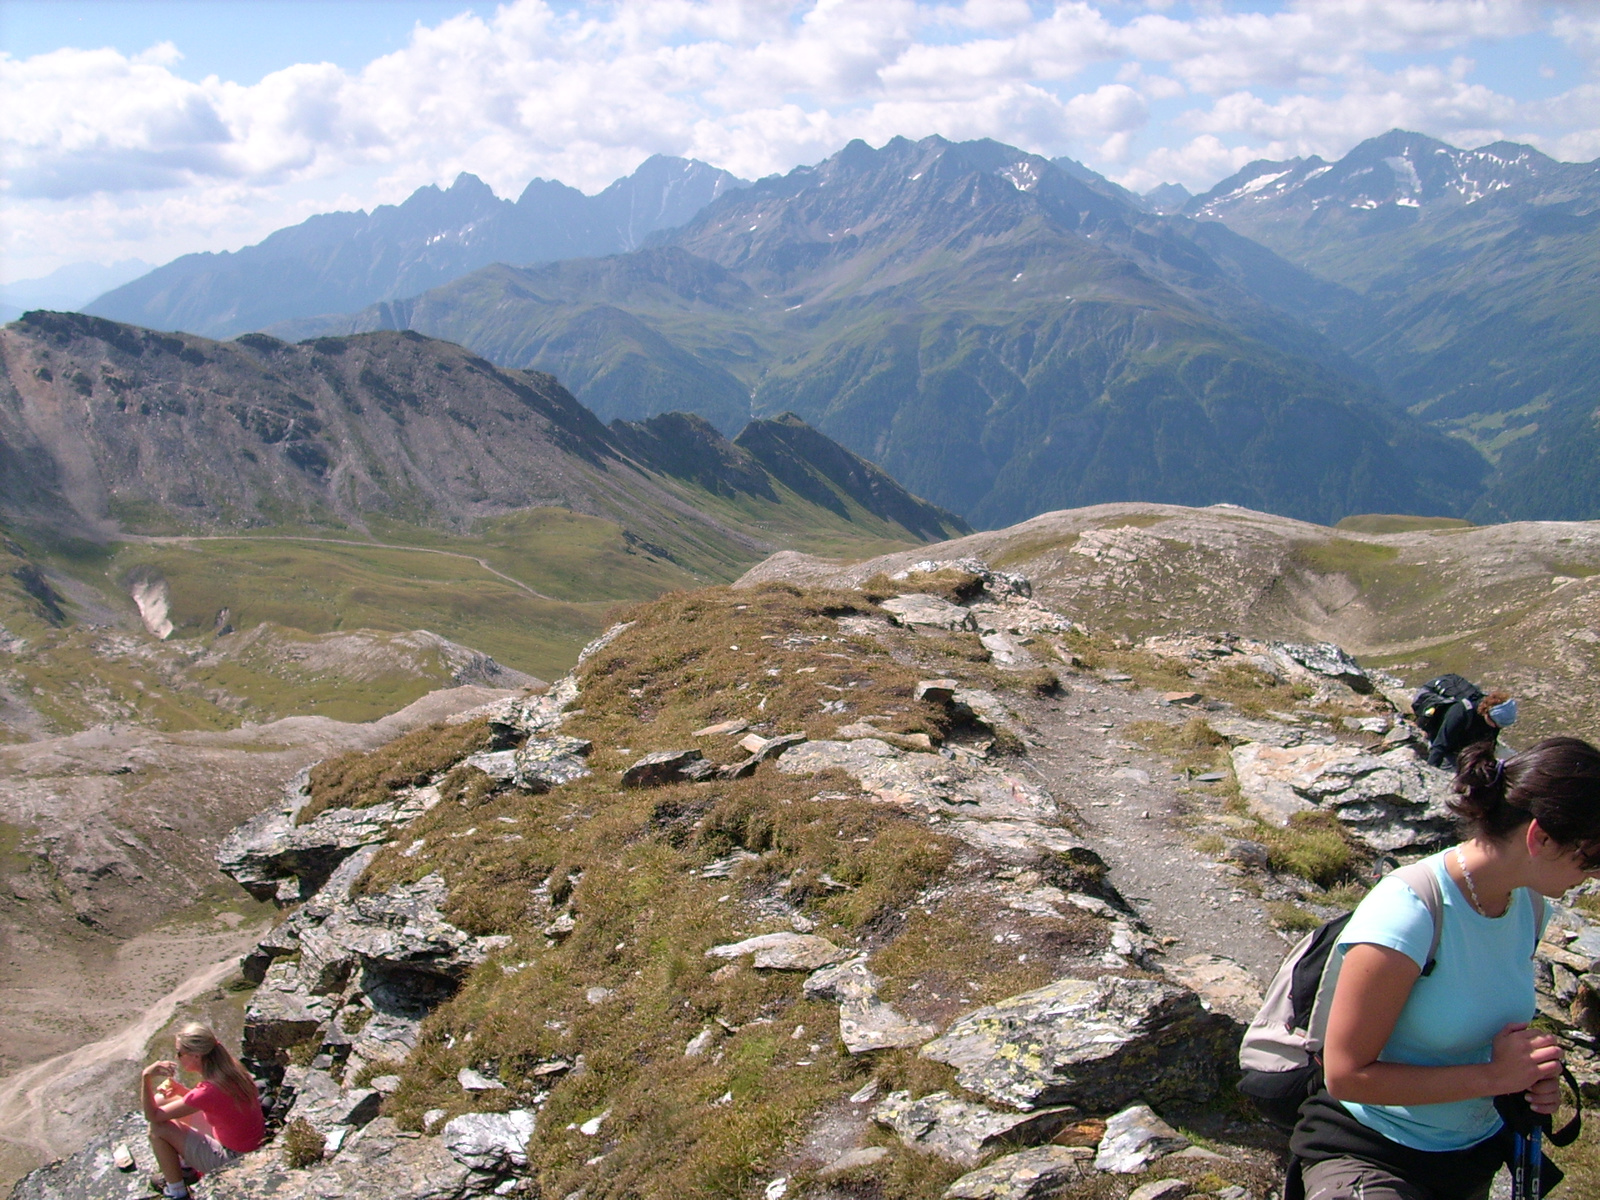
[1411,673,1483,738]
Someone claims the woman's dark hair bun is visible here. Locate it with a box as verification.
[1451,740,1511,831]
[1451,736,1600,849]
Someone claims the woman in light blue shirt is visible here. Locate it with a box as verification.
[1291,737,1600,1200]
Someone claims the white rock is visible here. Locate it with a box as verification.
[458,1067,505,1091]
[442,1110,536,1171]
[705,932,848,970]
[579,1109,610,1136]
[1094,1104,1189,1173]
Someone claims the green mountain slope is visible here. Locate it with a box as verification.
[272,136,1485,530]
[0,312,963,736]
[1187,129,1600,519]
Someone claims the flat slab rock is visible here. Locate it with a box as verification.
[942,1145,1092,1200]
[706,932,848,970]
[872,1090,1076,1165]
[879,593,978,631]
[920,975,1234,1111]
[839,998,936,1052]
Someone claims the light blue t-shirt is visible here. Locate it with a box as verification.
[1334,850,1544,1152]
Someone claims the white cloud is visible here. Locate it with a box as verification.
[2,0,1597,279]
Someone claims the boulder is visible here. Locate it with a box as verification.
[915,679,960,704]
[872,1091,1076,1164]
[706,932,847,970]
[621,749,708,788]
[941,1146,1090,1199]
[1094,1104,1190,1173]
[880,594,978,632]
[920,976,1234,1111]
[441,1110,536,1172]
[1231,742,1456,852]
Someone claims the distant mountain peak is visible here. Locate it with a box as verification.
[1188,128,1583,220]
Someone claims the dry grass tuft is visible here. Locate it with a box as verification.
[860,569,984,605]
[300,717,497,824]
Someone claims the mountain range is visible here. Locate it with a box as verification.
[84,156,747,340]
[48,129,1600,528]
[260,136,1486,530]
[1187,129,1600,521]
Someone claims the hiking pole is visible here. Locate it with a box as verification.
[1527,1126,1542,1200]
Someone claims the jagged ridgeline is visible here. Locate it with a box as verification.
[0,311,964,729]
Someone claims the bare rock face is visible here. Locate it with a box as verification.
[1268,642,1373,694]
[217,771,440,903]
[872,1091,1076,1164]
[942,1145,1092,1199]
[777,737,1102,871]
[202,1118,481,1200]
[7,1112,157,1200]
[920,976,1235,1112]
[1231,741,1456,851]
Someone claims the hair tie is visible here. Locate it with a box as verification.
[1494,758,1506,786]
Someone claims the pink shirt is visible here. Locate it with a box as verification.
[184,1079,265,1152]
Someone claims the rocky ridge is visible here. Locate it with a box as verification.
[15,556,1600,1200]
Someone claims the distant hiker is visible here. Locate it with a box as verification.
[1413,673,1516,769]
[1428,690,1517,770]
[1285,738,1600,1200]
[141,1021,264,1197]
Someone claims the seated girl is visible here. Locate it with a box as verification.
[141,1021,265,1198]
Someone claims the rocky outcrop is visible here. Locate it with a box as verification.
[1231,741,1456,851]
[920,976,1235,1111]
[777,737,1102,871]
[205,1118,483,1200]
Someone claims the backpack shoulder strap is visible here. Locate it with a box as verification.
[1391,860,1445,976]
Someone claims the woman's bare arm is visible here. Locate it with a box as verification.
[1322,943,1562,1106]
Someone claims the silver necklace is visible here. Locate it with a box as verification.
[1455,844,1486,915]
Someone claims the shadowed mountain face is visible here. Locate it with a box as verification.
[81,157,748,340]
[0,311,964,550]
[278,135,1485,530]
[1187,130,1600,520]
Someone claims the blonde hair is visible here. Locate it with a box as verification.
[175,1022,257,1108]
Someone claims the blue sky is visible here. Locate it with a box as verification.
[3,1,1598,283]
